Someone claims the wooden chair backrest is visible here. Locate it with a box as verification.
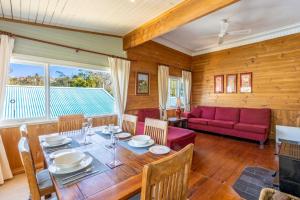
[58,114,84,134]
[144,118,168,145]
[19,124,28,138]
[18,137,40,200]
[141,144,194,200]
[122,114,138,135]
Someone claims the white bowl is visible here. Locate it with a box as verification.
[54,151,85,169]
[44,135,66,145]
[131,135,151,145]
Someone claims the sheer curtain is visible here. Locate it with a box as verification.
[108,57,131,125]
[158,65,169,120]
[182,70,192,112]
[0,34,14,184]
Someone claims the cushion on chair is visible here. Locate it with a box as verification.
[235,123,267,134]
[137,108,160,122]
[189,107,202,118]
[188,118,210,125]
[200,106,216,119]
[36,169,53,191]
[208,120,235,129]
[215,107,240,122]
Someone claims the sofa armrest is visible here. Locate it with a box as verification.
[182,112,192,118]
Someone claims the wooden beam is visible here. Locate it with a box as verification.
[0,17,122,38]
[123,0,240,50]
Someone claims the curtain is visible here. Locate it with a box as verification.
[108,57,130,125]
[182,70,192,112]
[158,65,169,120]
[0,34,14,184]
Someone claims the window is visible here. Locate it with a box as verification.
[167,77,185,108]
[2,58,114,122]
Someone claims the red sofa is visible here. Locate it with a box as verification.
[135,108,196,150]
[184,106,271,144]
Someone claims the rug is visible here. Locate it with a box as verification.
[233,166,278,200]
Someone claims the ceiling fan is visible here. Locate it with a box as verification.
[217,19,251,45]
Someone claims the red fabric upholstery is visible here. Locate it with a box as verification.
[190,107,202,118]
[188,118,211,125]
[208,120,235,129]
[137,108,160,122]
[137,122,196,151]
[215,107,240,122]
[234,123,267,134]
[239,108,271,125]
[199,106,216,119]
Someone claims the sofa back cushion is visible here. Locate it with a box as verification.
[239,108,271,125]
[199,106,216,119]
[137,108,160,122]
[190,106,202,118]
[215,107,240,122]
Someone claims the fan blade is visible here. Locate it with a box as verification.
[227,29,251,35]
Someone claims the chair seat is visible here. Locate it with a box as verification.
[36,169,55,196]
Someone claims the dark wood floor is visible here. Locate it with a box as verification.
[188,132,278,200]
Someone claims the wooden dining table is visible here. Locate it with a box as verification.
[39,127,174,200]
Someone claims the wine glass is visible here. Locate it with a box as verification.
[81,122,90,145]
[106,134,122,169]
[87,118,94,136]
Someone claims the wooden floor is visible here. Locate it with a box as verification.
[0,132,278,200]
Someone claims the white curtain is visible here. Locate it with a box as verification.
[0,34,14,184]
[158,65,169,120]
[108,57,130,125]
[182,70,192,112]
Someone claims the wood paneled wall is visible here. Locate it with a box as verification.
[0,115,118,175]
[126,41,191,112]
[191,33,300,138]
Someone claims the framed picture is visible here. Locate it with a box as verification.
[240,72,252,93]
[214,75,224,93]
[226,74,237,93]
[136,72,150,95]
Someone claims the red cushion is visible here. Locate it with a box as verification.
[190,107,202,118]
[208,120,235,129]
[239,108,271,125]
[188,118,210,125]
[137,108,160,122]
[234,123,267,134]
[215,107,240,122]
[200,106,216,119]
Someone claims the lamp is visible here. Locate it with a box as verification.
[176,97,182,119]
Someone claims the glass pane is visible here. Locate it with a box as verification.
[49,65,114,118]
[170,79,178,97]
[3,62,46,120]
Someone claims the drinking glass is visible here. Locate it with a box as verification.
[81,122,90,145]
[106,134,122,168]
[87,118,94,136]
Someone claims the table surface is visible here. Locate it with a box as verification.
[39,127,173,200]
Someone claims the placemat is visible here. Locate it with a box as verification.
[52,152,110,188]
[95,131,112,140]
[118,140,153,155]
[43,139,81,154]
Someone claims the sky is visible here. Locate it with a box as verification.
[9,63,87,78]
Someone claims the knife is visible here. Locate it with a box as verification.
[61,170,100,185]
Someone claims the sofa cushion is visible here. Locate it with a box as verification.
[234,123,267,134]
[208,120,235,129]
[137,108,160,122]
[188,118,210,125]
[200,106,216,119]
[190,107,202,118]
[240,108,271,125]
[215,107,240,122]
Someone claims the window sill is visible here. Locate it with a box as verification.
[0,113,118,129]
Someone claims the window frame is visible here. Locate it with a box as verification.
[0,54,115,126]
[167,76,185,109]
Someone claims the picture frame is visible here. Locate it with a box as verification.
[226,74,237,93]
[214,75,224,93]
[136,72,150,95]
[240,72,252,93]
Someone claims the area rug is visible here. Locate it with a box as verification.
[233,166,278,200]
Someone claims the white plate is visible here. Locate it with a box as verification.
[42,138,72,148]
[116,132,131,139]
[49,149,78,159]
[149,145,170,155]
[48,154,93,175]
[128,139,155,148]
[101,128,122,135]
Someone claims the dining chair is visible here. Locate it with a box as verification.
[58,114,84,135]
[122,114,138,135]
[140,144,194,200]
[144,118,168,145]
[18,137,55,200]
